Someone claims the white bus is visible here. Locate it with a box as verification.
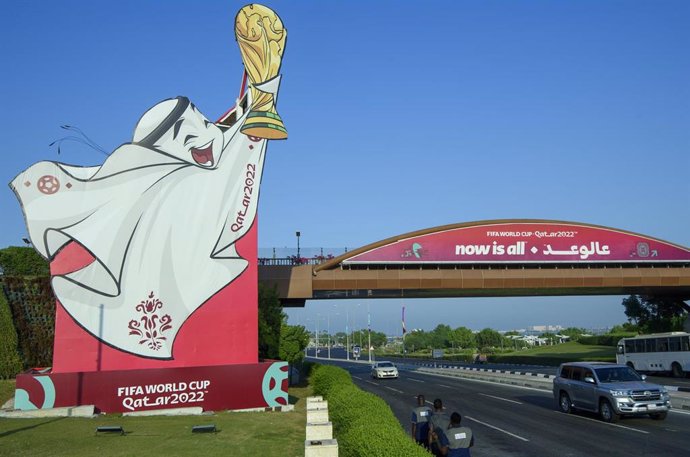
[616,332,690,377]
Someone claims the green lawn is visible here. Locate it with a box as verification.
[0,383,311,457]
[492,341,616,365]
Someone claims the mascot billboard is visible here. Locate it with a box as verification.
[11,4,289,413]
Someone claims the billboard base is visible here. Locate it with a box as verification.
[13,361,288,414]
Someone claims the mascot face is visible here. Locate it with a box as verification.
[133,97,225,169]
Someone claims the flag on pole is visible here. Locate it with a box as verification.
[402,306,407,335]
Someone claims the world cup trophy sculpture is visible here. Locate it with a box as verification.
[235,4,288,140]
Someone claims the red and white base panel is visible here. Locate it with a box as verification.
[14,361,288,414]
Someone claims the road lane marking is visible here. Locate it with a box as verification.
[670,409,690,416]
[365,380,378,386]
[438,384,453,389]
[551,411,649,434]
[352,376,362,380]
[479,393,523,405]
[408,378,425,383]
[414,370,551,394]
[385,386,404,394]
[464,415,529,442]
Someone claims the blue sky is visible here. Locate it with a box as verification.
[1,1,688,332]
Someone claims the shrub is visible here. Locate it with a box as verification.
[0,246,49,276]
[0,283,22,379]
[311,364,352,397]
[310,364,430,456]
[578,334,636,346]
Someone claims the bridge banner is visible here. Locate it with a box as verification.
[343,222,690,264]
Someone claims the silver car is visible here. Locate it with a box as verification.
[553,362,671,422]
[371,361,399,379]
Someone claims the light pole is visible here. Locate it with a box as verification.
[315,314,319,359]
[295,231,301,263]
[346,309,350,361]
[367,303,372,363]
[327,314,331,359]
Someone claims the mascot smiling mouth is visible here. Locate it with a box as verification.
[191,141,214,166]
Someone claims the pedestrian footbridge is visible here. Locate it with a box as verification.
[258,220,690,306]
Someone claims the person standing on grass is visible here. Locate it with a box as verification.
[428,398,450,456]
[411,394,432,448]
[437,412,475,456]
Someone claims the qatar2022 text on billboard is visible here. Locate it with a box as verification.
[344,221,690,265]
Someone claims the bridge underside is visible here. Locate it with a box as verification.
[259,263,690,307]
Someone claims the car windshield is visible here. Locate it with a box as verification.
[594,366,643,383]
[377,362,394,368]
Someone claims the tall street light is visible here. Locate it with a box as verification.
[315,313,319,359]
[367,303,372,363]
[296,231,301,262]
[346,309,350,361]
[327,314,331,359]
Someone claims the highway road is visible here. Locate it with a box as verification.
[307,348,690,389]
[313,357,690,457]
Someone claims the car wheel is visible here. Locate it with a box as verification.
[650,412,667,420]
[599,399,620,423]
[558,392,572,414]
[671,362,684,378]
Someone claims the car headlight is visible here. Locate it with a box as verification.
[610,390,631,397]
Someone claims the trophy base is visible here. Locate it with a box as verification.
[241,111,288,140]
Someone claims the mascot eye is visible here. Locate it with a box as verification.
[184,134,198,146]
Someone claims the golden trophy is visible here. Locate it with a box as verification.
[235,4,287,140]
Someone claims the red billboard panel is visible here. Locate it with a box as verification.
[14,361,288,414]
[344,222,690,264]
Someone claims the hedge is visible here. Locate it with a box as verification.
[488,354,615,366]
[577,334,636,347]
[1,276,55,368]
[310,365,430,457]
[0,246,50,276]
[0,281,22,379]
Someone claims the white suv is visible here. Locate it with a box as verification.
[553,362,671,422]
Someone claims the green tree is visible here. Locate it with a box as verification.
[540,332,558,345]
[403,330,430,353]
[334,331,347,346]
[622,294,689,333]
[430,324,452,348]
[279,321,310,384]
[609,322,639,334]
[258,283,285,359]
[451,326,477,349]
[369,330,387,349]
[560,327,587,340]
[0,247,49,276]
[476,328,502,349]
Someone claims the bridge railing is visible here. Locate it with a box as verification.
[258,257,328,266]
[257,247,349,266]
